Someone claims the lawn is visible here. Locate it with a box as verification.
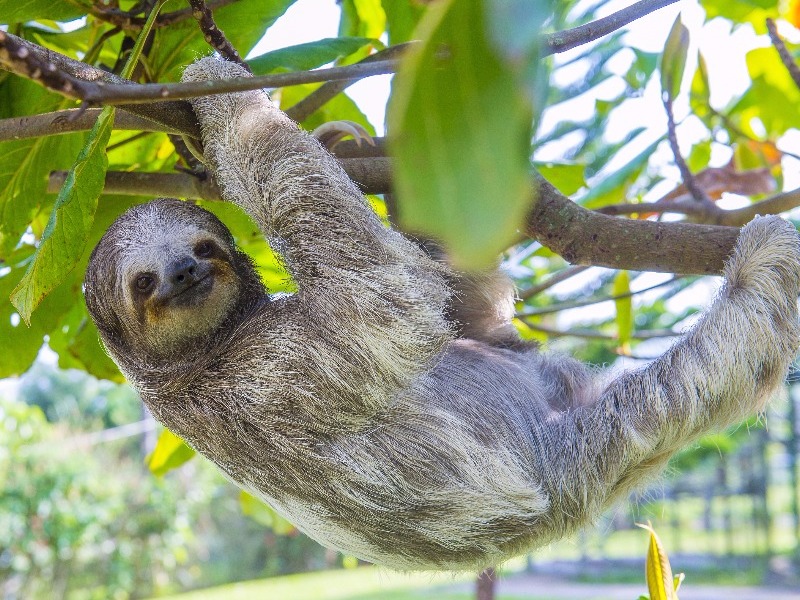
[151,567,539,600]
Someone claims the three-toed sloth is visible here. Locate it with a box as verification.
[84,57,800,571]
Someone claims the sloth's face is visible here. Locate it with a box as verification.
[85,199,243,355]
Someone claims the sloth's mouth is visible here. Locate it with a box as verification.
[169,275,212,305]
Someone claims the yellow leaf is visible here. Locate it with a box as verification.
[637,522,679,600]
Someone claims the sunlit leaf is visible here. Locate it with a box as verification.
[637,523,679,600]
[10,107,114,323]
[147,429,196,476]
[535,163,585,196]
[0,0,86,24]
[389,0,534,269]
[239,490,296,535]
[613,270,632,350]
[580,137,662,208]
[382,0,426,44]
[249,37,378,74]
[660,15,690,101]
[701,0,778,33]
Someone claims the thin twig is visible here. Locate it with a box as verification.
[517,276,679,317]
[284,43,410,122]
[663,94,716,207]
[90,0,238,30]
[188,0,250,71]
[598,187,800,226]
[518,266,590,300]
[542,0,681,56]
[766,18,800,91]
[518,319,679,340]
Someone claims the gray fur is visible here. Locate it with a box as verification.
[83,56,800,571]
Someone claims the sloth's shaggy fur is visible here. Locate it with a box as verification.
[84,57,800,571]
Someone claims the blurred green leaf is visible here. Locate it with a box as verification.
[148,0,295,81]
[239,490,296,535]
[250,37,378,74]
[0,0,86,24]
[613,270,632,349]
[339,0,387,38]
[382,0,426,44]
[389,0,533,269]
[535,163,585,196]
[701,0,778,33]
[147,429,196,476]
[581,137,662,208]
[10,107,114,323]
[660,15,690,101]
[686,139,712,172]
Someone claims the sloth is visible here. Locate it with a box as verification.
[84,56,800,571]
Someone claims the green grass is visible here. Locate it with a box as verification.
[151,567,543,600]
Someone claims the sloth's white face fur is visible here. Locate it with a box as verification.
[86,199,247,357]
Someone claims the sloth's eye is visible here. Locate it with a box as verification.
[194,240,214,258]
[135,275,154,292]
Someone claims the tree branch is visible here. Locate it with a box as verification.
[526,177,739,275]
[663,94,716,207]
[518,265,590,300]
[518,319,679,340]
[188,0,250,70]
[766,18,800,91]
[542,0,681,56]
[597,187,800,226]
[89,0,238,30]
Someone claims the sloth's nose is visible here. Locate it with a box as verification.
[167,256,199,287]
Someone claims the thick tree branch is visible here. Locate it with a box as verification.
[526,177,739,275]
[0,31,200,136]
[44,165,747,275]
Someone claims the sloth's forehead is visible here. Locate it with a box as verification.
[113,215,207,271]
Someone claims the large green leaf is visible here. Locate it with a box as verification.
[0,246,73,377]
[249,37,378,74]
[0,77,85,259]
[11,107,114,323]
[388,0,534,269]
[149,0,295,81]
[381,0,426,44]
[0,0,87,24]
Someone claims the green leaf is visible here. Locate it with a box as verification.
[700,0,777,33]
[580,137,662,208]
[239,491,296,535]
[389,0,534,269]
[147,429,196,476]
[280,82,376,134]
[686,139,711,173]
[148,0,295,81]
[637,523,678,600]
[249,37,378,74]
[339,0,387,38]
[0,0,87,24]
[535,163,585,196]
[613,270,632,349]
[10,106,114,323]
[0,248,61,376]
[660,15,690,101]
[381,0,426,44]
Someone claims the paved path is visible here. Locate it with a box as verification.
[456,573,800,600]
